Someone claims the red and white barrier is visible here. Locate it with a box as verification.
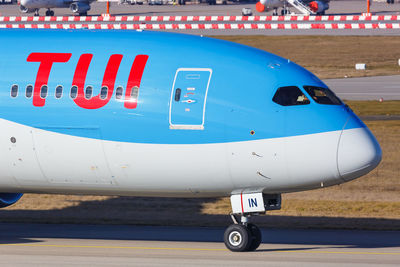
[0,23,399,30]
[0,15,400,23]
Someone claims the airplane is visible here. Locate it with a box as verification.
[256,0,330,16]
[0,29,381,252]
[19,0,96,16]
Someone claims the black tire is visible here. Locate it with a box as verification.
[247,223,262,251]
[224,224,251,252]
[79,12,87,16]
[50,10,54,16]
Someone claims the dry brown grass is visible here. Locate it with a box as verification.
[215,36,400,79]
[345,100,400,116]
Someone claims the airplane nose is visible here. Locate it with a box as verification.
[337,126,382,181]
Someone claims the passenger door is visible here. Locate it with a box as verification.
[169,68,212,130]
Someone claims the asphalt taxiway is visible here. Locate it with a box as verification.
[0,223,399,266]
[324,75,400,100]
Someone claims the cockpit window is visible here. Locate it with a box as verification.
[272,86,310,106]
[304,86,342,105]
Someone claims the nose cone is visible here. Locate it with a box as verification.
[337,127,382,181]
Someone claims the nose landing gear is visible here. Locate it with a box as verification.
[224,214,262,252]
[224,193,281,252]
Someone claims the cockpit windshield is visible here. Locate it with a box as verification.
[272,86,310,106]
[303,86,342,105]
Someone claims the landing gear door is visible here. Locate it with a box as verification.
[169,68,212,130]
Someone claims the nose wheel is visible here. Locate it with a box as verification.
[223,215,262,252]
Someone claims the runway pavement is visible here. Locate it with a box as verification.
[324,75,400,100]
[0,223,399,266]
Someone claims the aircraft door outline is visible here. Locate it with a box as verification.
[169,68,212,130]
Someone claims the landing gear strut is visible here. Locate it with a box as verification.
[224,193,281,252]
[34,9,39,16]
[45,9,54,16]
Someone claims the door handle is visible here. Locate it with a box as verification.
[174,88,181,102]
